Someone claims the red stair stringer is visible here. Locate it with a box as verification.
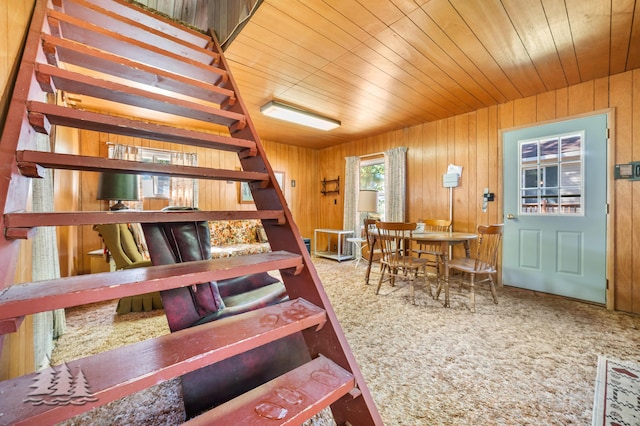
[0,0,383,424]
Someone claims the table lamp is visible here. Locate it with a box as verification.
[97,172,139,210]
[358,189,378,232]
[358,190,378,217]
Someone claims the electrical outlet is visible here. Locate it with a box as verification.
[333,244,337,251]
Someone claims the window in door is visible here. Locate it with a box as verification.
[520,132,583,215]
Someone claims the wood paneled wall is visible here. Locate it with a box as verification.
[0,240,34,380]
[0,0,34,130]
[0,0,35,381]
[317,70,640,315]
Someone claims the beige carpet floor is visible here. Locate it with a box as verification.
[52,257,640,425]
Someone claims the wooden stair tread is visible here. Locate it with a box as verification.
[0,298,326,426]
[186,355,355,426]
[42,35,234,107]
[48,9,227,86]
[4,209,286,229]
[0,251,302,320]
[26,102,256,156]
[17,150,270,183]
[35,64,245,130]
[60,0,218,65]
[68,0,212,48]
[0,0,384,423]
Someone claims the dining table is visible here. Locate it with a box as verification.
[364,230,477,307]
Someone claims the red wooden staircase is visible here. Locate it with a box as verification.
[0,0,382,424]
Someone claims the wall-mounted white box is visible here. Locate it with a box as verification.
[443,173,459,188]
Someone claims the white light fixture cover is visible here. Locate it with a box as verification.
[261,101,340,131]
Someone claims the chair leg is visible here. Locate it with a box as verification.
[375,264,387,295]
[489,275,498,304]
[469,273,476,313]
[409,275,415,305]
[421,266,432,298]
[434,271,443,300]
[434,257,441,295]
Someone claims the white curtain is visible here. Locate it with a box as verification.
[343,156,360,256]
[169,151,198,207]
[32,133,65,370]
[384,147,407,222]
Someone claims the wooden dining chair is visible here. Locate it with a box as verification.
[445,224,504,312]
[413,218,452,290]
[375,221,430,304]
[363,218,383,266]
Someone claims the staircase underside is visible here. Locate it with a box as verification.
[0,0,382,424]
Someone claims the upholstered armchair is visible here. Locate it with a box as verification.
[94,223,162,314]
[94,223,152,270]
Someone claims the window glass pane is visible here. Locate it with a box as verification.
[360,163,384,191]
[561,135,581,158]
[542,165,558,188]
[560,162,581,186]
[360,159,385,219]
[540,138,558,162]
[560,188,581,213]
[522,168,539,189]
[521,142,538,163]
[518,132,583,216]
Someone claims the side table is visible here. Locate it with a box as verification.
[313,229,354,262]
[346,237,367,267]
[87,249,114,273]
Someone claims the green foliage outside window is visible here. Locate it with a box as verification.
[360,161,385,218]
[360,163,384,191]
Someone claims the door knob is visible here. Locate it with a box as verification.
[506,213,515,220]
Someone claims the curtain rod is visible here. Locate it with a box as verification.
[360,151,384,159]
[106,141,195,155]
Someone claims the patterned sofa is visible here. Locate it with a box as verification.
[208,219,270,258]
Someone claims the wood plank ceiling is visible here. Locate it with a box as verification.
[107,1,640,149]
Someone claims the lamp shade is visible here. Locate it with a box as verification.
[358,190,378,213]
[97,172,139,209]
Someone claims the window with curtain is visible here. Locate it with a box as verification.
[345,148,406,249]
[108,143,198,208]
[360,157,385,220]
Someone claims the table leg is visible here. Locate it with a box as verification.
[463,240,471,258]
[442,252,450,308]
[434,241,450,307]
[349,240,363,268]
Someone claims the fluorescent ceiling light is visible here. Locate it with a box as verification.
[260,101,340,131]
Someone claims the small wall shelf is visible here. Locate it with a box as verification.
[321,177,340,195]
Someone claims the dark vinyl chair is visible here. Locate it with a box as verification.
[141,218,309,418]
